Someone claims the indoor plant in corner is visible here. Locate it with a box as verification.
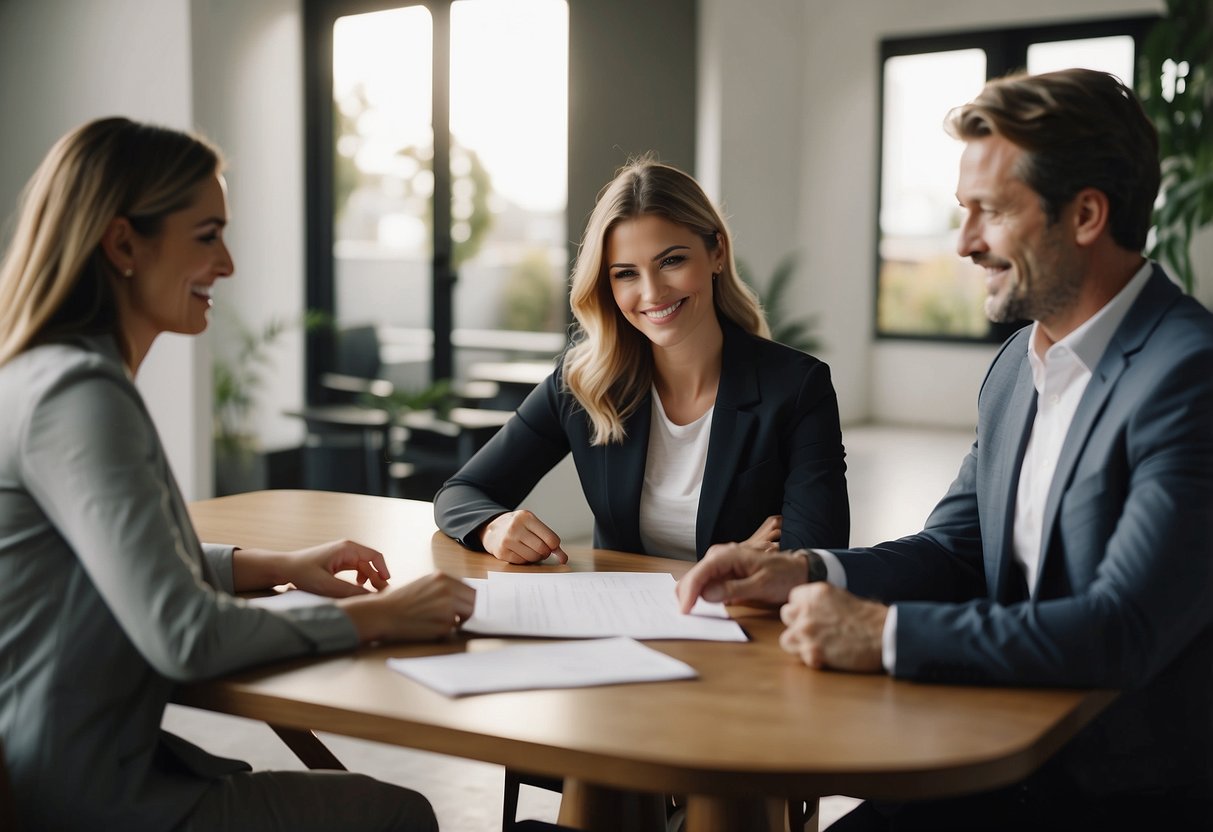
[738,253,822,353]
[213,309,329,495]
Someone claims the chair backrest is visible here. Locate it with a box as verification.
[335,325,382,380]
[0,737,19,831]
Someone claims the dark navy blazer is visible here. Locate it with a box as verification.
[840,267,1213,797]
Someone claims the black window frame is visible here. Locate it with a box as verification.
[874,15,1158,345]
[303,0,457,402]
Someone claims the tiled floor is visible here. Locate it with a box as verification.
[163,423,975,831]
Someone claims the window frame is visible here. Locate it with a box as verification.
[873,15,1158,344]
[303,0,456,401]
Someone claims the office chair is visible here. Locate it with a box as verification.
[0,738,19,831]
[287,326,394,495]
[503,779,813,832]
[296,325,510,497]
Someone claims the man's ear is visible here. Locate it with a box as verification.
[1071,187,1110,247]
[100,216,136,275]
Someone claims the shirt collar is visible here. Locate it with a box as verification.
[1025,260,1154,377]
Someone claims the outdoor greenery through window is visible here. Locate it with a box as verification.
[876,18,1152,341]
[321,0,569,391]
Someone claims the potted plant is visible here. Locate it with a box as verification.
[1138,0,1213,294]
[213,309,330,495]
[737,253,822,353]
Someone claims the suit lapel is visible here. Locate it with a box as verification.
[991,351,1038,602]
[696,322,759,556]
[1034,268,1179,590]
[605,388,652,553]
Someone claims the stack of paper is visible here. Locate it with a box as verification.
[461,571,747,641]
[387,636,697,697]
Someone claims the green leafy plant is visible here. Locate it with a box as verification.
[1138,0,1213,293]
[213,309,332,454]
[737,253,822,353]
[334,82,493,268]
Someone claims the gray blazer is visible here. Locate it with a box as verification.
[838,267,1213,797]
[0,334,359,830]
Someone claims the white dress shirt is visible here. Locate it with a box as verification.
[818,262,1153,672]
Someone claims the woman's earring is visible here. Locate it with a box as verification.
[123,268,133,278]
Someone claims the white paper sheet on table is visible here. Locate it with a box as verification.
[460,571,747,641]
[386,636,697,696]
[248,590,331,610]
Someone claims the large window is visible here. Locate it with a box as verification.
[875,17,1155,342]
[305,0,569,395]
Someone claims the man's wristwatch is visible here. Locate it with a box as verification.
[795,549,829,584]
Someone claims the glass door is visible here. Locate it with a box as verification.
[308,0,568,397]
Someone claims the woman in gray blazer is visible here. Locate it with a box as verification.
[435,160,849,564]
[0,117,473,831]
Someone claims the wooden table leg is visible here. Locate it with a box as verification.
[557,778,666,832]
[268,724,347,770]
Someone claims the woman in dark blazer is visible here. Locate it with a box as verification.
[0,117,472,832]
[435,159,848,563]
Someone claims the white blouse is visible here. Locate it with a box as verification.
[638,387,714,560]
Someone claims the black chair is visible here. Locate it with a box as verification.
[502,770,566,831]
[1,738,19,831]
[284,325,390,494]
[293,325,510,497]
[503,780,812,832]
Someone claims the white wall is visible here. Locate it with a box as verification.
[191,0,308,452]
[0,0,211,498]
[698,0,806,288]
[701,0,1169,430]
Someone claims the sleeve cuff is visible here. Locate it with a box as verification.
[882,605,898,674]
[201,543,238,594]
[811,548,847,590]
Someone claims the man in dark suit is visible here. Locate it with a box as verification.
[677,68,1213,830]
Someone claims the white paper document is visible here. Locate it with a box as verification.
[248,590,331,611]
[460,571,747,641]
[386,636,697,697]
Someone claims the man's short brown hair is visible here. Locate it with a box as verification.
[947,68,1160,252]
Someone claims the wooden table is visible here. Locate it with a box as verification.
[182,490,1115,832]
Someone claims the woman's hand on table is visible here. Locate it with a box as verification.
[479,509,568,564]
[281,539,392,596]
[339,572,476,643]
[744,514,783,551]
[232,539,390,596]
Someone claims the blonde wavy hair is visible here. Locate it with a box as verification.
[0,117,221,367]
[563,158,768,445]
